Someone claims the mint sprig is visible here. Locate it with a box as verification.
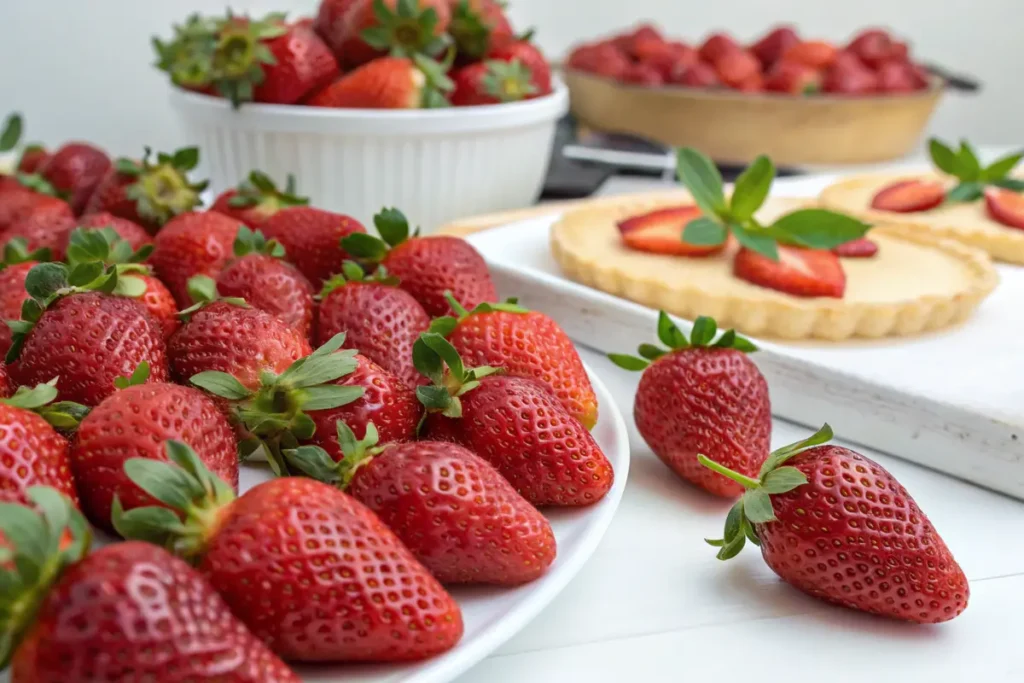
[929,138,1024,202]
[676,148,871,262]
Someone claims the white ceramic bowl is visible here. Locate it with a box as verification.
[169,82,569,231]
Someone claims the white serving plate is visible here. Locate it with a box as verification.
[463,183,1024,500]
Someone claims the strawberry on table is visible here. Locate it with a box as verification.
[700,425,970,623]
[447,0,514,59]
[115,442,464,661]
[38,142,111,215]
[618,205,727,256]
[342,207,496,316]
[833,237,879,258]
[260,206,367,286]
[288,422,558,585]
[870,179,945,213]
[610,313,770,497]
[210,171,310,230]
[306,55,454,108]
[487,36,553,96]
[314,0,451,69]
[451,59,537,106]
[2,492,300,681]
[150,209,242,305]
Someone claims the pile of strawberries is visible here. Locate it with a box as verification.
[153,0,554,110]
[0,114,613,678]
[568,24,931,95]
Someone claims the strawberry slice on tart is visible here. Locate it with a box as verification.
[870,179,945,213]
[734,244,846,298]
[985,187,1024,230]
[617,205,726,257]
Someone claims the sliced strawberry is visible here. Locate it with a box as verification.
[870,179,945,213]
[617,206,724,256]
[733,245,846,298]
[833,237,879,258]
[985,188,1024,231]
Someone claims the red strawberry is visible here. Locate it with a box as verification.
[435,296,598,429]
[289,424,558,585]
[254,25,339,105]
[0,242,46,357]
[609,313,770,497]
[671,61,721,88]
[618,205,726,256]
[316,261,432,387]
[57,211,153,257]
[84,146,208,233]
[260,206,367,287]
[764,60,822,94]
[870,179,945,213]
[736,72,765,93]
[699,32,740,63]
[306,55,453,108]
[847,28,902,69]
[782,40,838,70]
[877,60,925,93]
[822,55,878,95]
[750,25,800,68]
[342,207,496,316]
[733,245,846,298]
[0,210,77,262]
[833,237,879,258]
[488,38,553,96]
[0,362,11,398]
[215,226,316,337]
[3,498,299,682]
[418,334,613,506]
[115,445,464,661]
[615,23,663,55]
[985,187,1024,230]
[451,59,537,106]
[16,144,50,174]
[0,182,72,234]
[713,49,761,88]
[447,0,514,59]
[7,263,170,407]
[71,365,238,532]
[620,63,664,86]
[151,210,242,305]
[630,35,674,64]
[38,142,111,215]
[700,425,969,623]
[210,171,310,230]
[314,0,451,69]
[567,42,631,80]
[0,382,83,506]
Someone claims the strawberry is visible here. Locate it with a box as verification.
[833,237,879,258]
[567,42,631,80]
[38,142,112,215]
[253,24,340,105]
[169,290,311,392]
[764,60,822,94]
[822,55,878,95]
[16,144,50,175]
[451,59,537,106]
[306,55,454,108]
[609,313,770,497]
[615,23,663,55]
[750,25,800,68]
[847,28,902,69]
[433,296,598,429]
[316,261,432,387]
[115,443,464,661]
[0,181,72,234]
[488,37,553,96]
[0,240,48,357]
[0,210,77,263]
[733,244,846,298]
[417,334,614,506]
[781,40,838,70]
[342,207,496,316]
[870,179,945,213]
[314,0,451,69]
[698,32,740,63]
[447,0,514,59]
[150,210,242,305]
[736,72,765,93]
[215,226,316,337]
[6,263,170,407]
[288,422,558,585]
[671,61,721,87]
[0,382,84,506]
[260,206,367,287]
[210,171,310,230]
[985,187,1024,230]
[877,60,926,93]
[713,49,761,88]
[0,363,10,398]
[618,206,727,256]
[641,42,699,81]
[71,363,238,531]
[2,495,300,681]
[83,146,208,233]
[700,425,969,623]
[620,63,664,86]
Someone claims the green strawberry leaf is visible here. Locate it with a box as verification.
[607,353,649,371]
[373,207,412,247]
[299,385,365,411]
[689,316,717,347]
[413,335,445,382]
[25,263,70,301]
[730,155,775,221]
[189,371,253,400]
[656,311,688,350]
[761,466,809,494]
[637,343,666,361]
[758,423,834,478]
[114,361,151,390]
[676,148,727,220]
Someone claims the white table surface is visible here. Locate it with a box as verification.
[455,347,1024,682]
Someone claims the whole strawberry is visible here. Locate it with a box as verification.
[215,226,316,337]
[16,145,50,175]
[316,261,431,387]
[0,180,72,233]
[305,55,453,108]
[84,146,208,233]
[151,210,242,305]
[343,207,496,316]
[2,492,300,682]
[609,313,771,498]
[0,362,11,397]
[0,381,85,506]
[436,296,598,429]
[488,36,553,96]
[7,262,170,406]
[314,0,451,69]
[260,205,366,286]
[71,362,238,532]
[288,422,558,585]
[0,209,78,261]
[451,59,537,106]
[0,238,50,357]
[56,211,153,258]
[39,142,112,215]
[210,171,309,229]
[447,0,514,59]
[115,442,464,662]
[417,333,614,506]
[701,425,969,624]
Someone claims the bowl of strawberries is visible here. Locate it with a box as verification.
[564,24,947,166]
[157,0,567,231]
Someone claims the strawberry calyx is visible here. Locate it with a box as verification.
[0,378,90,429]
[66,226,154,269]
[151,13,221,91]
[361,0,449,60]
[0,237,51,271]
[341,206,420,264]
[188,334,364,476]
[232,225,286,259]
[700,424,834,560]
[0,486,91,669]
[13,172,60,198]
[448,0,498,58]
[0,112,22,153]
[413,332,500,421]
[608,311,757,372]
[227,171,309,215]
[928,138,1024,202]
[117,146,208,229]
[320,261,400,298]
[114,361,152,391]
[480,59,537,102]
[429,292,526,336]
[112,440,237,563]
[177,275,250,320]
[283,422,384,488]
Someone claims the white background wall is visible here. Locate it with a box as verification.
[0,0,1019,156]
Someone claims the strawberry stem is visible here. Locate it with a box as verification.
[697,454,761,489]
